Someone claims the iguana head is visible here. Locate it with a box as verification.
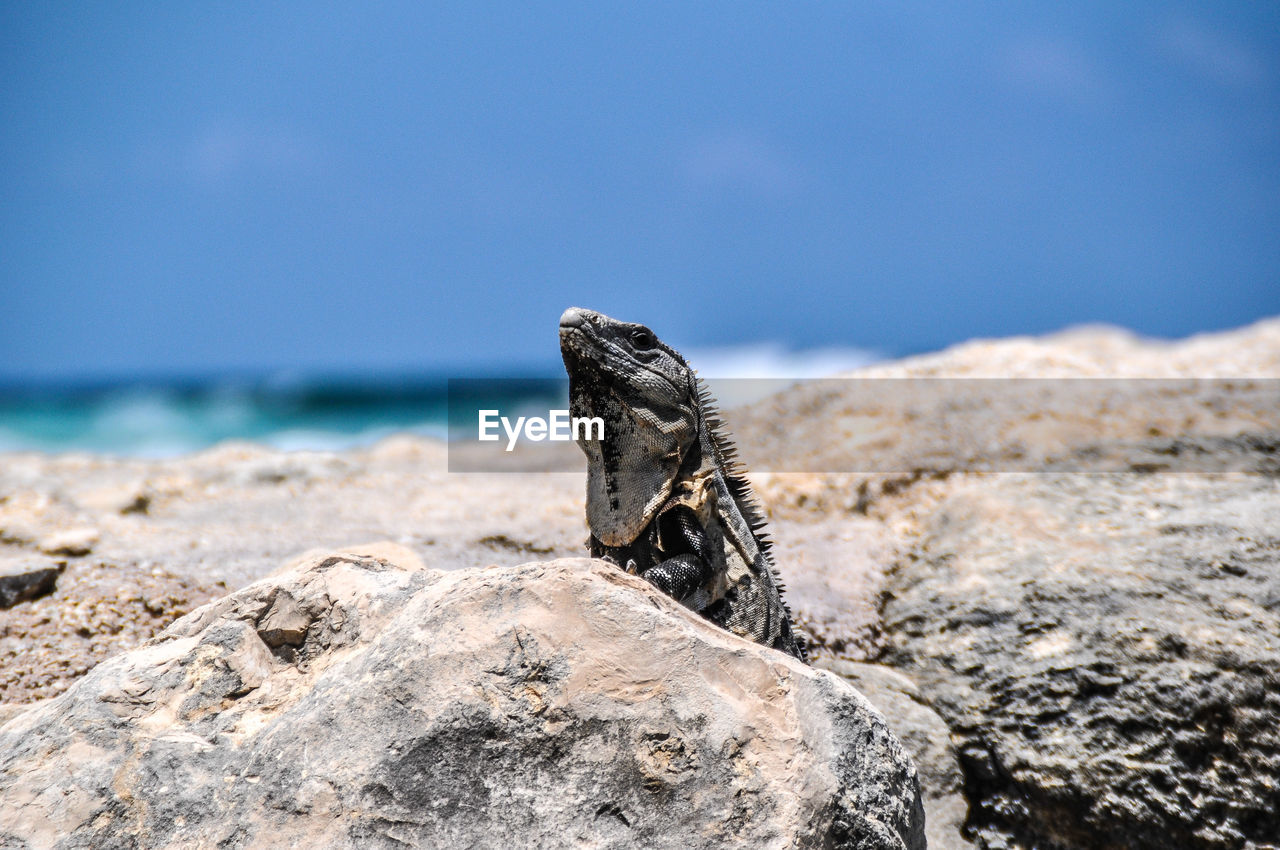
[559,307,699,546]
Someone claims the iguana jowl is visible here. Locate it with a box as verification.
[559,307,807,662]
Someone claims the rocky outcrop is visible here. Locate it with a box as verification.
[3,318,1278,849]
[881,468,1280,849]
[0,440,587,703]
[0,549,925,850]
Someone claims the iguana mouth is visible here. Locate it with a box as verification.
[557,327,594,377]
[558,307,599,363]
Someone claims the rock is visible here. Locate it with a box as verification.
[0,556,63,608]
[253,587,312,648]
[0,551,925,850]
[229,451,354,486]
[819,658,975,850]
[38,527,99,558]
[74,481,154,516]
[0,559,221,704]
[881,469,1280,849]
[120,491,152,515]
[273,540,428,576]
[0,703,31,727]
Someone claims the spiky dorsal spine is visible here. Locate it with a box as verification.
[695,375,797,596]
[694,376,774,550]
[694,375,806,659]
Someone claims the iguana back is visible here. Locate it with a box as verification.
[559,307,807,662]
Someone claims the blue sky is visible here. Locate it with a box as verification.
[2,2,1277,378]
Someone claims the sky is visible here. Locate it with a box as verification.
[2,2,1278,379]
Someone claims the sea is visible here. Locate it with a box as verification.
[0,345,881,457]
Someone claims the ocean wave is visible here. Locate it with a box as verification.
[0,381,451,457]
[680,343,882,379]
[681,344,883,407]
[0,347,879,456]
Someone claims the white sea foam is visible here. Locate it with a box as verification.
[680,343,883,380]
[682,344,883,407]
[0,345,880,455]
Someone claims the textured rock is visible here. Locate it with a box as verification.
[0,439,585,702]
[0,550,924,850]
[819,658,975,850]
[0,703,29,727]
[0,556,63,608]
[881,469,1280,849]
[0,557,219,703]
[38,527,99,558]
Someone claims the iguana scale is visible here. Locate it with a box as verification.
[558,307,808,662]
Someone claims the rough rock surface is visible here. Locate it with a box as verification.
[0,441,588,703]
[0,556,63,608]
[0,557,219,703]
[0,550,925,850]
[881,469,1280,849]
[818,658,975,850]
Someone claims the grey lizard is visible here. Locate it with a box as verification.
[559,307,808,662]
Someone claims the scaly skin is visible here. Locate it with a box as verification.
[559,307,807,662]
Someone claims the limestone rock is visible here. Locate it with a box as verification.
[819,658,975,850]
[38,527,99,558]
[0,551,924,850]
[881,470,1280,849]
[0,556,63,608]
[0,703,30,727]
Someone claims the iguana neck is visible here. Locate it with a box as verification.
[570,372,696,547]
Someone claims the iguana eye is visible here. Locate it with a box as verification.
[630,328,656,350]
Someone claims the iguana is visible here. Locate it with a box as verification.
[558,307,808,662]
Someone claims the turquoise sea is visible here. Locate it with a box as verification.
[0,346,880,457]
[0,375,563,457]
